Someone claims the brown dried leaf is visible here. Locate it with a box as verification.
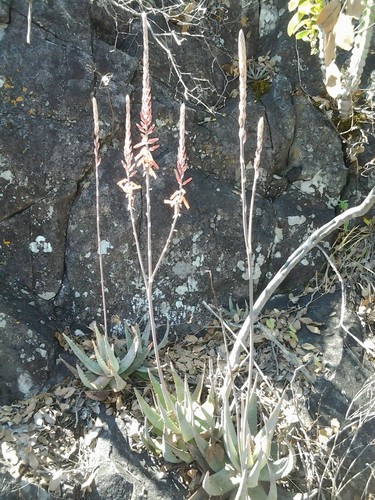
[301,343,318,351]
[185,334,199,343]
[346,0,364,18]
[306,325,321,334]
[316,0,341,33]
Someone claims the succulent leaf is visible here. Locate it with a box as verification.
[201,465,238,496]
[118,335,138,373]
[92,340,113,377]
[103,337,120,373]
[76,364,96,389]
[170,364,185,403]
[222,393,240,471]
[63,334,102,375]
[134,388,164,433]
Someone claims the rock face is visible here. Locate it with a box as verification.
[0,292,56,405]
[0,0,348,334]
[0,1,374,499]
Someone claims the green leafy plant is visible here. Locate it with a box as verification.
[135,367,295,499]
[223,296,249,325]
[63,321,167,391]
[287,0,324,50]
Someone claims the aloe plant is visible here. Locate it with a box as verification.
[136,368,295,499]
[63,321,168,391]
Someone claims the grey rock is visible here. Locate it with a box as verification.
[87,411,186,500]
[0,293,56,405]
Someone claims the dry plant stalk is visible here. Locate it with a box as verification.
[92,97,108,338]
[230,186,375,368]
[116,13,191,383]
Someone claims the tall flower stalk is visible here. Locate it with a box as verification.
[92,97,108,339]
[117,13,191,384]
[236,30,264,383]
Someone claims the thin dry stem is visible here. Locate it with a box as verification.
[27,0,32,44]
[229,186,375,368]
[92,97,108,338]
[118,95,146,287]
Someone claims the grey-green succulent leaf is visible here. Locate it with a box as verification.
[134,387,164,433]
[92,340,114,377]
[201,465,239,496]
[63,334,102,375]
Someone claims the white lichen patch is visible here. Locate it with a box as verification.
[172,261,195,279]
[35,347,47,358]
[287,215,306,226]
[192,255,204,268]
[294,170,327,196]
[0,170,14,183]
[237,260,245,272]
[47,205,54,219]
[29,236,53,253]
[38,292,56,300]
[259,0,278,37]
[98,240,113,255]
[274,227,283,244]
[253,254,266,283]
[176,285,188,295]
[0,313,6,328]
[18,372,33,396]
[192,231,203,242]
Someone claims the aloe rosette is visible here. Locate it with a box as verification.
[63,321,167,391]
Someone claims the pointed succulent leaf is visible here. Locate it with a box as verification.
[141,321,151,344]
[175,402,195,442]
[124,322,134,351]
[118,336,138,373]
[170,364,185,403]
[92,341,113,377]
[103,337,120,373]
[258,444,296,481]
[63,334,102,375]
[201,465,238,497]
[157,398,180,435]
[161,433,185,464]
[89,321,106,357]
[246,448,265,488]
[192,370,205,402]
[76,364,96,389]
[163,433,193,463]
[109,370,127,392]
[246,388,258,436]
[240,423,254,470]
[148,370,175,412]
[195,399,215,431]
[123,345,150,376]
[134,388,164,433]
[222,394,240,471]
[254,394,284,459]
[142,422,162,455]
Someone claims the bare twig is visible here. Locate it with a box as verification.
[229,187,375,368]
[27,0,32,44]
